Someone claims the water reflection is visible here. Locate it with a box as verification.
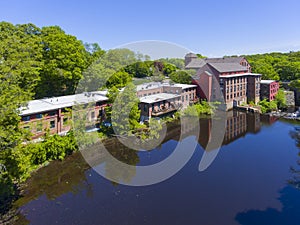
[16,110,275,198]
[288,127,300,189]
[11,110,300,225]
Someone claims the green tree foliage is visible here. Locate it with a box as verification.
[290,79,300,90]
[259,99,277,113]
[36,26,90,97]
[84,42,105,65]
[245,51,300,81]
[181,101,216,116]
[125,61,152,78]
[0,22,43,180]
[6,132,78,181]
[275,89,287,109]
[169,70,192,84]
[111,83,142,135]
[106,70,132,88]
[79,48,139,92]
[158,58,185,69]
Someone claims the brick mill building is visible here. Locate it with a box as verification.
[19,91,108,139]
[260,80,279,101]
[185,53,261,110]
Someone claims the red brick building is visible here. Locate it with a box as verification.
[186,53,261,110]
[20,91,108,139]
[260,80,279,101]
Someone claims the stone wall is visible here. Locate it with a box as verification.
[284,91,295,106]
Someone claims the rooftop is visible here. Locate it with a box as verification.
[139,93,181,104]
[136,82,197,91]
[260,80,277,84]
[136,82,163,91]
[185,58,206,69]
[205,57,245,64]
[20,91,108,116]
[208,62,248,73]
[219,73,261,78]
[172,83,197,89]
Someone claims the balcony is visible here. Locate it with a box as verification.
[151,103,182,116]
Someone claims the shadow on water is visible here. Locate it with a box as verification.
[235,185,300,225]
[235,123,300,225]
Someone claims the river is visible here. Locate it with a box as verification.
[11,110,300,225]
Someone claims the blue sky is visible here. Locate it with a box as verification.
[1,0,300,58]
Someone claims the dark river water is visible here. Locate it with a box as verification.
[13,111,300,225]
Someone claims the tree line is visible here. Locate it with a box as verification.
[244,51,300,84]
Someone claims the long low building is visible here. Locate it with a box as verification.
[19,91,108,139]
[137,82,197,121]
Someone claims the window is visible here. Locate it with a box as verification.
[22,116,30,121]
[50,120,55,129]
[48,111,56,116]
[36,122,43,132]
[186,95,188,101]
[36,113,43,119]
[182,96,184,102]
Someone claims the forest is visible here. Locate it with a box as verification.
[244,51,300,86]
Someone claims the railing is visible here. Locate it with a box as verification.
[151,103,182,116]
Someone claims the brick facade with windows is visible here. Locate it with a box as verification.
[185,53,261,110]
[20,92,108,139]
[260,80,279,101]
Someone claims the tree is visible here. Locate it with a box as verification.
[169,70,192,84]
[36,26,89,97]
[0,22,43,179]
[158,58,185,69]
[84,42,105,65]
[111,83,141,135]
[259,99,277,113]
[79,49,139,92]
[275,89,287,109]
[106,70,132,88]
[290,79,300,90]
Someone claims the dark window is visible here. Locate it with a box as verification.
[22,116,30,121]
[182,96,184,102]
[36,113,43,119]
[48,111,56,116]
[50,120,55,129]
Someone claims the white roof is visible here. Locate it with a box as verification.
[172,84,197,89]
[139,93,181,104]
[136,82,163,91]
[260,80,277,84]
[136,82,196,91]
[219,73,261,78]
[20,91,108,116]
